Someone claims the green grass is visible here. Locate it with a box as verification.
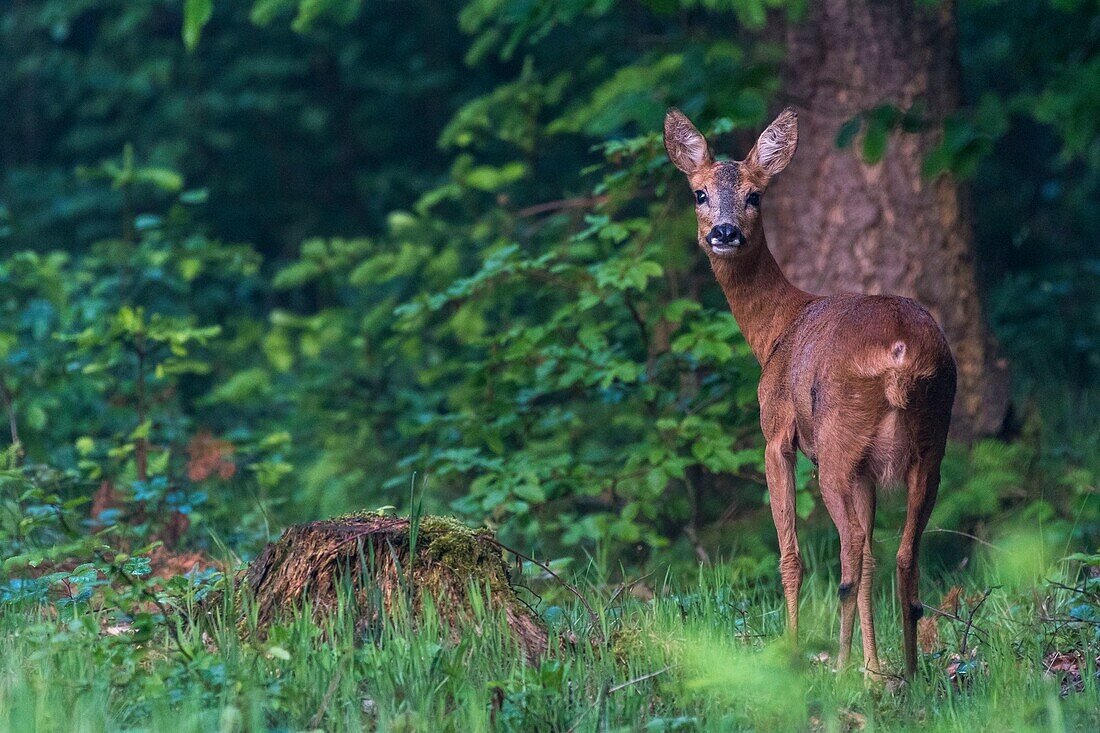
[1,544,1097,733]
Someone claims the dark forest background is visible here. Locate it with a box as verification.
[0,0,1097,575]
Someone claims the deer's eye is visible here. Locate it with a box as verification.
[694,190,708,205]
[746,191,761,208]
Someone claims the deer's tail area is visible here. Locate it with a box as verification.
[855,340,940,489]
[856,340,937,410]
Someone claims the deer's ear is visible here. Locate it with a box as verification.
[664,108,712,175]
[745,107,798,182]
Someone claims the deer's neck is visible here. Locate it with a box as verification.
[708,236,815,364]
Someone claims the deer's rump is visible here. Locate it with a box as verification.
[785,293,956,488]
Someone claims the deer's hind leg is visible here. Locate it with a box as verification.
[854,477,880,674]
[817,460,867,671]
[898,458,941,676]
[764,422,803,641]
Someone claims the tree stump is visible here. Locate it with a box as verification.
[241,514,547,662]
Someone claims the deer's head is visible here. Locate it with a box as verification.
[664,107,797,257]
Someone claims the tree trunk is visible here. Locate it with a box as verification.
[766,0,1009,439]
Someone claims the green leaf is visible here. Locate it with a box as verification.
[733,0,768,29]
[664,299,702,322]
[183,0,214,52]
[135,166,184,192]
[272,261,323,289]
[26,404,47,431]
[451,302,486,344]
[134,214,162,231]
[123,556,152,576]
[513,483,546,503]
[1065,552,1100,565]
[835,117,862,149]
[868,103,902,128]
[179,188,209,205]
[260,431,292,448]
[148,449,170,475]
[178,257,203,281]
[921,144,952,180]
[205,368,272,403]
[464,162,528,192]
[267,645,292,661]
[861,121,888,164]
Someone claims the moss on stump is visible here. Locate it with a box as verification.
[242,514,547,662]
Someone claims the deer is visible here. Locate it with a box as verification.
[664,107,957,677]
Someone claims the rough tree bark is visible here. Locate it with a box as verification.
[239,514,548,663]
[765,0,1009,439]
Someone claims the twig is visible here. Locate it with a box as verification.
[1044,577,1100,605]
[921,603,991,647]
[308,651,352,729]
[0,374,22,464]
[1039,614,1100,627]
[93,546,195,663]
[566,681,612,733]
[564,697,597,733]
[47,504,195,664]
[479,536,601,634]
[511,587,544,620]
[132,337,148,484]
[516,195,608,218]
[608,666,671,694]
[961,588,993,654]
[604,569,657,613]
[596,682,610,733]
[567,668,672,733]
[864,665,907,685]
[623,292,649,347]
[683,524,711,565]
[727,603,769,641]
[924,528,1003,552]
[920,604,963,623]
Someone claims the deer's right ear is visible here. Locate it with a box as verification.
[664,109,712,175]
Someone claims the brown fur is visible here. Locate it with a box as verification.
[665,107,957,677]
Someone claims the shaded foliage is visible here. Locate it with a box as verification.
[0,0,1096,575]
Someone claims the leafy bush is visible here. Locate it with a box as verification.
[0,0,1096,573]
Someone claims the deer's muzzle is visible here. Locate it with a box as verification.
[707,223,744,252]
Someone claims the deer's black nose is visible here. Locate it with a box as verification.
[706,223,743,250]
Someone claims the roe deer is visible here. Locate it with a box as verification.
[664,107,956,676]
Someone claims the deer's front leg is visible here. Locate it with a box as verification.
[765,436,802,640]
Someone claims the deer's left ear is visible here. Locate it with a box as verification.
[745,107,798,183]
